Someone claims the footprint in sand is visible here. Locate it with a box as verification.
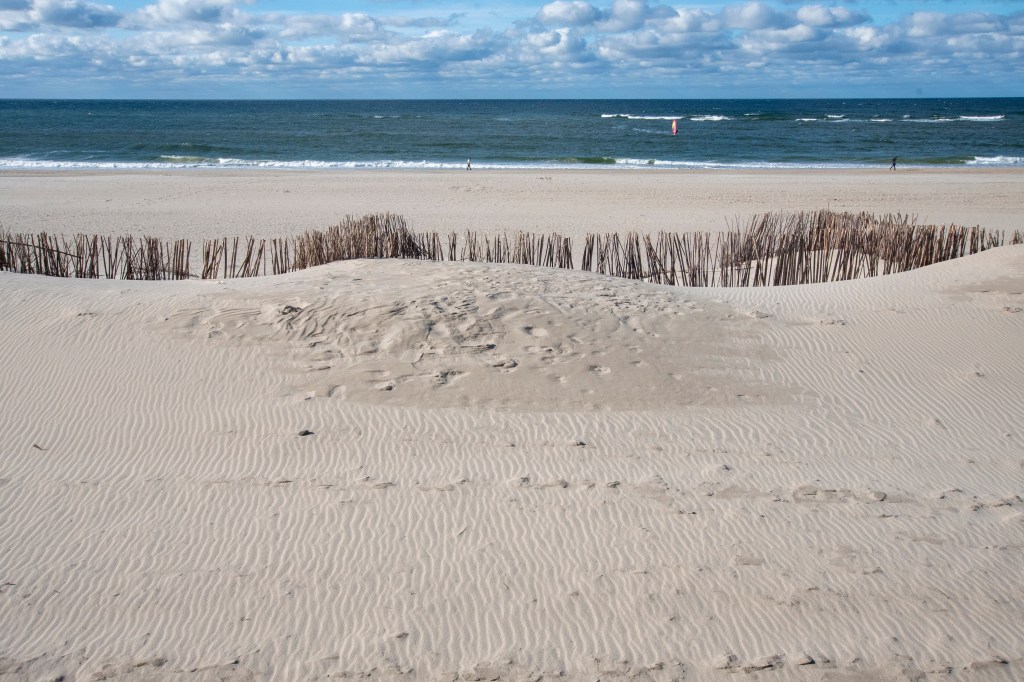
[524,325,549,337]
[492,357,519,372]
[487,292,515,301]
[590,365,611,375]
[432,370,462,386]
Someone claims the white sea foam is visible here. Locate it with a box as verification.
[601,113,680,120]
[689,115,732,122]
[613,158,872,170]
[826,114,845,119]
[960,115,1005,121]
[3,155,1021,172]
[966,155,1023,165]
[0,157,470,171]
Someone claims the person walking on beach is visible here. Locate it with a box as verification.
[890,156,897,170]
[467,158,472,170]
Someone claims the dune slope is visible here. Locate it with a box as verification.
[1,247,1022,680]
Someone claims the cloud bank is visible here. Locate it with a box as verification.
[0,0,1021,97]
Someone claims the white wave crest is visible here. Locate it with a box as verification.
[690,115,731,122]
[3,155,1021,172]
[960,115,1005,121]
[0,157,469,171]
[965,156,1023,166]
[601,113,680,120]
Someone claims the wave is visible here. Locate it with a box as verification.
[795,115,1004,124]
[159,155,213,164]
[3,155,1022,171]
[601,113,732,122]
[601,114,680,120]
[900,116,1004,123]
[0,157,469,170]
[614,158,879,170]
[556,156,617,164]
[903,115,1004,123]
[966,155,1023,165]
[797,117,894,123]
[598,112,1005,125]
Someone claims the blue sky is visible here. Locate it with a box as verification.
[1,0,1021,98]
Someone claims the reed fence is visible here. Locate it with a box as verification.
[2,211,1021,287]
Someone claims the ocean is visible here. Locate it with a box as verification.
[1,98,1022,171]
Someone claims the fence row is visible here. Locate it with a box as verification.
[2,211,1020,286]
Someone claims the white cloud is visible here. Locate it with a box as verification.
[904,10,1013,39]
[598,0,646,32]
[0,0,1021,97]
[537,0,600,27]
[795,5,867,28]
[841,24,896,51]
[0,10,33,30]
[334,11,381,38]
[137,0,243,25]
[740,23,818,54]
[1,0,120,30]
[659,8,720,33]
[33,0,119,27]
[596,0,671,33]
[722,2,790,31]
[904,11,947,38]
[537,0,670,33]
[523,27,590,62]
[361,28,498,66]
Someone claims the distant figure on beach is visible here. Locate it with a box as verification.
[467,158,472,171]
[890,156,897,170]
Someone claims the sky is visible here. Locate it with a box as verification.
[0,0,1021,98]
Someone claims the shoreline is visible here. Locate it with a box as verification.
[2,167,1022,239]
[5,165,1022,174]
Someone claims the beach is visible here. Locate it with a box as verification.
[2,168,1023,239]
[1,168,1023,680]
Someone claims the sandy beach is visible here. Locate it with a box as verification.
[1,169,1023,680]
[2,168,1023,239]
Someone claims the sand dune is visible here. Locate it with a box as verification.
[1,239,1022,679]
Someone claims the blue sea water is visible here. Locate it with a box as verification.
[1,99,1022,170]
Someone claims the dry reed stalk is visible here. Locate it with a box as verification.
[1,211,1014,285]
[447,233,458,261]
[271,238,289,275]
